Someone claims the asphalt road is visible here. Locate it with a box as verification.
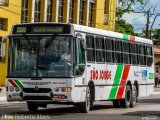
[0,94,160,120]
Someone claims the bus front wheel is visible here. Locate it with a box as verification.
[79,87,91,113]
[27,102,38,112]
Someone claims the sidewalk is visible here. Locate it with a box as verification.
[0,87,6,101]
[154,87,160,94]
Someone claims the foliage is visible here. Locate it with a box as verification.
[152,29,160,40]
[117,0,144,19]
[115,19,138,35]
[152,29,160,45]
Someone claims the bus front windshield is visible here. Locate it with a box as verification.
[8,36,73,78]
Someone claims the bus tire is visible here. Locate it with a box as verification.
[79,87,91,113]
[130,85,137,108]
[120,85,131,108]
[112,100,121,108]
[27,102,38,112]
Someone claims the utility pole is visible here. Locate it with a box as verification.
[145,10,150,39]
[150,14,160,39]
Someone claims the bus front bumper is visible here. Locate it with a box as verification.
[7,90,73,103]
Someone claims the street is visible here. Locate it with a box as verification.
[0,94,160,120]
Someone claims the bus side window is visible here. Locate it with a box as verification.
[139,44,145,66]
[144,45,147,65]
[86,34,95,62]
[146,45,153,66]
[123,41,130,64]
[115,39,123,64]
[105,37,114,63]
[130,43,138,65]
[95,36,105,63]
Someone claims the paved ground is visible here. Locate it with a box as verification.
[0,87,160,120]
[0,94,160,120]
[154,87,160,92]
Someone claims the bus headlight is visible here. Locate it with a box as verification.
[54,87,72,92]
[9,87,14,92]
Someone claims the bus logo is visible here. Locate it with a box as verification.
[35,86,39,90]
[90,69,111,80]
[134,71,141,77]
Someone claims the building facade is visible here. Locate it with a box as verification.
[21,0,116,31]
[0,0,116,86]
[153,45,160,72]
[0,0,21,86]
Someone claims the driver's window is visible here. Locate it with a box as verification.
[75,38,85,76]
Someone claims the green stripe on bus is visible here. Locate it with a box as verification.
[108,65,124,100]
[123,34,129,41]
[14,80,24,90]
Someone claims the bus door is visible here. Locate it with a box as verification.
[74,33,86,102]
[0,36,8,86]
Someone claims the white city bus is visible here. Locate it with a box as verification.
[6,23,154,113]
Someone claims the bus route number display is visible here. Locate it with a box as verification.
[16,27,27,33]
[32,26,64,33]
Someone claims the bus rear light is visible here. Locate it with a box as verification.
[52,94,67,99]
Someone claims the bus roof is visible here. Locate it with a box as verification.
[72,24,153,45]
[11,22,153,45]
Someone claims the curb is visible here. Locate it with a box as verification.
[153,92,160,95]
[0,96,6,101]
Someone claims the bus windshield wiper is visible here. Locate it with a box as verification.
[45,34,57,49]
[22,34,31,49]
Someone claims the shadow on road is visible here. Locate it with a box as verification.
[92,104,113,111]
[10,105,114,116]
[138,97,160,104]
[1,96,160,117]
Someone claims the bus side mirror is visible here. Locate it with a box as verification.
[0,43,6,57]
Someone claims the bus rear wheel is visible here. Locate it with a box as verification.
[27,102,38,112]
[120,85,131,108]
[79,87,91,113]
[130,85,137,108]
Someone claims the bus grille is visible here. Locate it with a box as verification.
[22,88,51,93]
[23,96,52,100]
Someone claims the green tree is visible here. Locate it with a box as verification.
[152,29,160,45]
[152,29,160,40]
[115,19,137,35]
[116,0,144,35]
[117,0,144,19]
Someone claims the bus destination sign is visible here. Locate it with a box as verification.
[32,26,63,33]
[12,24,71,34]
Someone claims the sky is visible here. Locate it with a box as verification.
[121,0,160,33]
